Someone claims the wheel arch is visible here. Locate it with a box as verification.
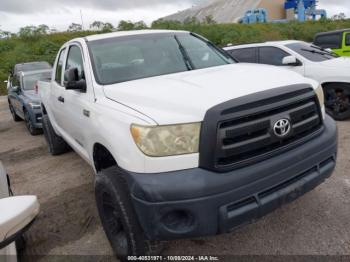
[93,143,118,173]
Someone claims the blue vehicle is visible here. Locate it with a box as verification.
[7,69,52,135]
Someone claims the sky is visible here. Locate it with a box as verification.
[0,0,349,33]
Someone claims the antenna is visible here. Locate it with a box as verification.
[80,9,85,30]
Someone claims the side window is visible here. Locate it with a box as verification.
[65,45,85,81]
[55,48,66,85]
[258,47,290,66]
[12,76,20,88]
[345,34,350,46]
[315,34,341,49]
[228,48,256,63]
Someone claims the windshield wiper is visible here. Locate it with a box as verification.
[174,35,194,71]
[300,48,333,57]
[310,45,339,57]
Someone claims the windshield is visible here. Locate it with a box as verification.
[22,71,51,90]
[286,42,337,62]
[88,33,234,85]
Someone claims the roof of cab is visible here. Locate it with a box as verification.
[224,40,302,50]
[315,29,350,36]
[83,29,189,42]
[18,69,52,77]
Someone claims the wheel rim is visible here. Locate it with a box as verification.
[325,87,350,116]
[102,192,129,256]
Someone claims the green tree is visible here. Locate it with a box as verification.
[102,22,114,32]
[117,20,135,31]
[133,21,147,30]
[67,23,82,32]
[36,24,50,34]
[90,21,104,30]
[0,30,11,39]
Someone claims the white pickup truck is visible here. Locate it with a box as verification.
[38,30,337,259]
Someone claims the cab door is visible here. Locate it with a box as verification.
[342,32,350,57]
[49,47,68,132]
[59,43,94,160]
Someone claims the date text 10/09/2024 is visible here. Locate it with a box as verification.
[127,256,220,261]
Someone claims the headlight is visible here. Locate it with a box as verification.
[315,85,324,107]
[131,123,201,157]
[28,102,41,110]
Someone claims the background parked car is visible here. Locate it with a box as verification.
[0,161,40,262]
[314,29,350,57]
[7,69,52,135]
[224,40,350,120]
[12,61,52,76]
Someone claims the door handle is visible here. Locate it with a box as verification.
[57,96,65,103]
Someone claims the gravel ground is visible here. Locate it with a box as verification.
[0,95,350,261]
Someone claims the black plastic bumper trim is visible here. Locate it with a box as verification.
[122,115,337,241]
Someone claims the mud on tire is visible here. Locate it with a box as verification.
[95,166,162,261]
[42,114,70,155]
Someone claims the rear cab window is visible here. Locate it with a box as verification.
[315,33,342,49]
[227,48,256,63]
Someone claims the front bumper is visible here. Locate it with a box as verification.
[124,115,337,241]
[31,108,43,128]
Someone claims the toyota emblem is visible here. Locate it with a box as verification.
[273,119,291,137]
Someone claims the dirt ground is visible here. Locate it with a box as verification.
[0,95,350,261]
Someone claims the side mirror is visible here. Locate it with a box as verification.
[0,196,40,249]
[64,68,86,92]
[282,56,301,66]
[4,80,8,84]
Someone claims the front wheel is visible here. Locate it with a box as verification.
[95,166,162,261]
[9,102,22,122]
[324,83,350,121]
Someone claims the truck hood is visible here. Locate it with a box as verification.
[103,64,315,125]
[319,57,350,68]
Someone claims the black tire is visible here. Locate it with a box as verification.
[95,166,162,261]
[24,110,42,136]
[42,114,70,155]
[9,102,22,122]
[324,83,350,121]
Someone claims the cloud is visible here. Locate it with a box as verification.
[0,0,348,33]
[0,0,199,14]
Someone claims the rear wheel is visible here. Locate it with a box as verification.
[95,166,162,261]
[324,83,350,121]
[42,114,70,155]
[8,102,21,122]
[24,110,42,136]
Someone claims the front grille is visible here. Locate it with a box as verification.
[199,84,323,172]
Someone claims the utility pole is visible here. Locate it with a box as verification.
[80,9,85,30]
